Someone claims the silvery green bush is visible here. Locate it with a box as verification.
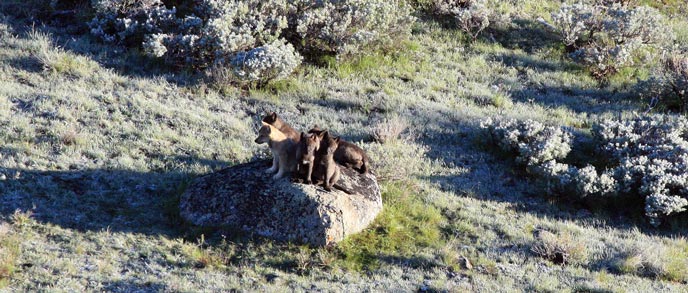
[100,0,288,67]
[480,118,572,167]
[432,0,490,40]
[483,116,688,226]
[551,2,671,79]
[89,0,414,83]
[198,0,288,62]
[480,119,614,198]
[88,0,176,44]
[290,0,414,55]
[230,40,302,85]
[593,116,688,226]
[551,3,600,48]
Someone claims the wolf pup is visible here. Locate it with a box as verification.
[294,132,320,184]
[312,131,341,192]
[262,112,301,143]
[309,126,369,174]
[254,122,297,180]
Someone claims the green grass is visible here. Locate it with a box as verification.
[336,181,444,271]
[661,241,688,283]
[319,41,429,80]
[0,225,20,288]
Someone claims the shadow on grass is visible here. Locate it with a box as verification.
[0,10,203,87]
[493,52,576,73]
[378,254,443,270]
[488,51,640,115]
[419,113,688,237]
[103,279,168,293]
[489,18,562,54]
[509,85,639,115]
[0,155,233,237]
[4,56,43,74]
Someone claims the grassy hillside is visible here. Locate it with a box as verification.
[1,0,687,291]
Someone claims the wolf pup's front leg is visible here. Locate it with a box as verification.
[266,154,278,174]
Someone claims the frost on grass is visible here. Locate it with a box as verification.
[483,116,688,226]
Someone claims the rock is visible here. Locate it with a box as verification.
[179,160,382,246]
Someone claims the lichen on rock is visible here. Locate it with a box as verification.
[179,160,382,246]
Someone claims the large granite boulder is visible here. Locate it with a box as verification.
[179,160,382,246]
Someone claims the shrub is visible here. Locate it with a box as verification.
[663,53,688,103]
[89,0,414,83]
[529,161,617,200]
[593,116,688,226]
[88,0,177,45]
[480,118,572,167]
[371,115,409,144]
[482,115,688,226]
[531,230,588,265]
[551,3,601,48]
[196,0,288,62]
[365,140,435,182]
[112,0,289,67]
[290,0,415,56]
[635,52,688,111]
[432,0,491,40]
[551,2,671,79]
[229,40,302,85]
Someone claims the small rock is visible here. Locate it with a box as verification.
[0,174,6,181]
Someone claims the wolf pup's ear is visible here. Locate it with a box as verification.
[270,112,277,120]
[334,137,341,143]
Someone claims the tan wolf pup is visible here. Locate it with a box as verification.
[262,112,301,143]
[254,122,298,180]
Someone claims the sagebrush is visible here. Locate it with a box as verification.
[483,116,688,226]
